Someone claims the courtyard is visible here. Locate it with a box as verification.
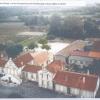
[0,81,75,98]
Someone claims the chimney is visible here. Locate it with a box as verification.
[83,77,86,84]
[1,54,4,58]
[21,61,24,66]
[87,70,90,75]
[9,57,12,61]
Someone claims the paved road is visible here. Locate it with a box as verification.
[0,81,75,98]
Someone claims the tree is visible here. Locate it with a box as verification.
[38,38,48,45]
[48,15,84,38]
[84,18,100,37]
[48,15,62,37]
[5,44,23,58]
[0,44,6,52]
[28,42,38,50]
[41,44,51,51]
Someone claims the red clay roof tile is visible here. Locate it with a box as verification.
[0,58,6,67]
[53,71,98,91]
[14,51,52,67]
[47,60,64,73]
[88,51,100,59]
[23,64,42,73]
[70,50,89,57]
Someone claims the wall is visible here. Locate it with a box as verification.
[22,71,38,82]
[38,70,53,89]
[0,67,3,73]
[55,84,67,94]
[55,83,95,98]
[69,56,93,67]
[55,55,66,63]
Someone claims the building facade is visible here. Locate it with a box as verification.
[4,58,22,77]
[38,69,54,89]
[53,71,100,98]
[68,50,94,68]
[22,64,41,82]
[38,60,65,89]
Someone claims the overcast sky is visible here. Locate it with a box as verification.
[0,0,100,7]
[0,0,100,4]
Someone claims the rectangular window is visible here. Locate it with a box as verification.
[80,61,83,64]
[41,74,43,78]
[25,72,27,78]
[47,74,48,79]
[42,80,44,86]
[71,59,75,64]
[31,74,33,78]
[47,81,49,87]
[67,87,71,94]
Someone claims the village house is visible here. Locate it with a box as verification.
[2,58,23,84]
[14,51,54,68]
[84,39,100,52]
[68,50,93,68]
[0,58,6,73]
[55,40,86,65]
[84,40,99,51]
[3,58,23,78]
[53,71,100,98]
[68,50,100,68]
[88,51,100,60]
[38,60,65,90]
[0,51,54,85]
[22,64,42,82]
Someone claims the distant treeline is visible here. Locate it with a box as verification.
[48,15,100,39]
[0,6,100,39]
[19,15,49,26]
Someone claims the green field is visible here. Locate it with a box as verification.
[0,22,47,45]
[19,35,46,46]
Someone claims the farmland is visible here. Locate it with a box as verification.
[0,22,46,45]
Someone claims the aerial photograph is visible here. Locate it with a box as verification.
[0,0,100,98]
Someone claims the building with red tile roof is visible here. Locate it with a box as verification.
[70,50,100,59]
[70,50,89,57]
[22,64,42,82]
[47,60,64,73]
[53,71,99,97]
[0,58,6,67]
[3,58,23,85]
[68,50,93,68]
[68,50,100,68]
[88,51,100,59]
[0,58,7,73]
[14,51,53,68]
[23,64,42,73]
[92,41,100,51]
[14,53,33,67]
[38,60,65,90]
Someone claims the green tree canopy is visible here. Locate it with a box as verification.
[48,15,84,38]
[5,44,23,58]
[0,44,6,52]
[38,38,48,45]
[28,42,38,49]
[41,44,51,51]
